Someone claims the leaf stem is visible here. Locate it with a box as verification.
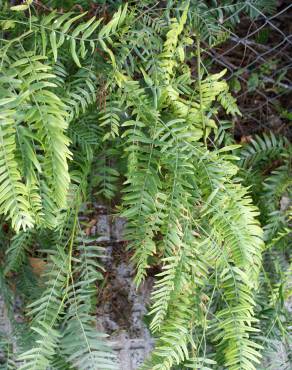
[196,36,206,145]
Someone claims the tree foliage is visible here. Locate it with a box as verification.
[0,1,290,369]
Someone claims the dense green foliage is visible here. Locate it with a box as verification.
[0,1,290,369]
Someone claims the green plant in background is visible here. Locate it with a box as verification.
[239,132,292,369]
[0,1,290,370]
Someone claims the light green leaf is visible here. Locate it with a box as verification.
[70,38,81,67]
[11,4,29,11]
[50,31,58,62]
